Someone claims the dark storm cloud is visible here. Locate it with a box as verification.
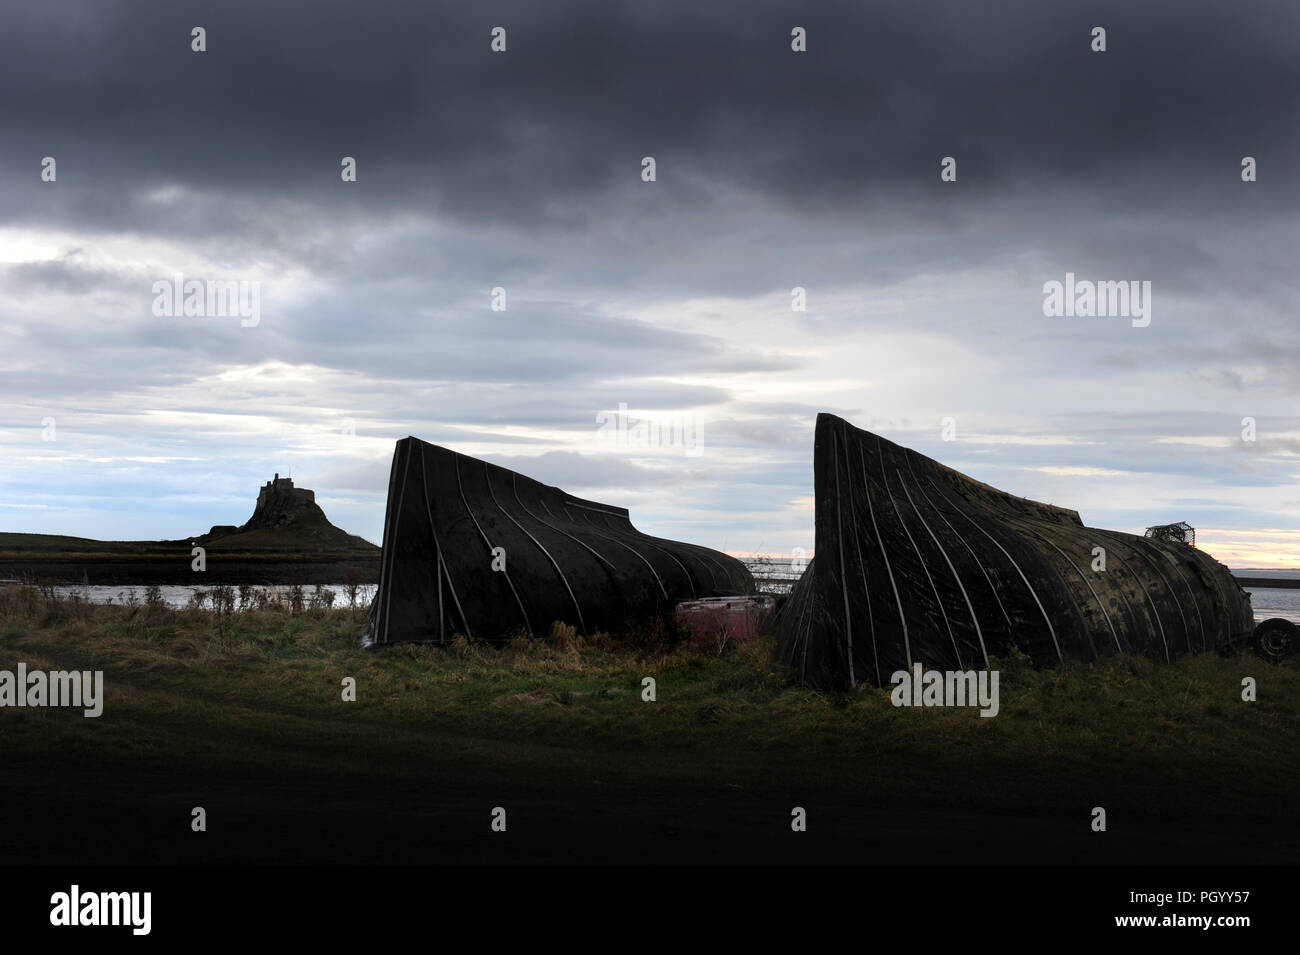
[6,0,1296,363]
[3,249,143,296]
[4,0,1298,237]
[3,0,1298,553]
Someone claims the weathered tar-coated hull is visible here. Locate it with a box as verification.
[369,436,753,644]
[778,414,1255,689]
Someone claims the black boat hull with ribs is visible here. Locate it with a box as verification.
[777,414,1255,690]
[369,436,754,644]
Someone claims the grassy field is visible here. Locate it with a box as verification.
[1,586,1297,863]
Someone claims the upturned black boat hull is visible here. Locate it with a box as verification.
[778,414,1255,689]
[369,436,753,644]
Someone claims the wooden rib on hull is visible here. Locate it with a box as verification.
[777,414,1255,689]
[369,436,754,644]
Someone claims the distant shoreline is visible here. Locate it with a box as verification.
[0,523,380,585]
[0,555,379,586]
[1236,576,1300,589]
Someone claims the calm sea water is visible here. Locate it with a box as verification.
[24,571,1300,624]
[43,583,377,610]
[1239,568,1300,624]
[1246,591,1300,623]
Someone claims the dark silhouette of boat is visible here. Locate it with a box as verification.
[368,436,753,644]
[777,414,1255,689]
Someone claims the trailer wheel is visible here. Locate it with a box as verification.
[1253,618,1298,664]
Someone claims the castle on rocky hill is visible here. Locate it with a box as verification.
[242,473,325,532]
[257,473,315,509]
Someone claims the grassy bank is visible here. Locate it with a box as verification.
[2,585,1297,835]
[0,530,380,588]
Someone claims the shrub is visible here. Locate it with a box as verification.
[343,567,363,609]
[0,585,40,620]
[145,584,167,611]
[548,620,579,650]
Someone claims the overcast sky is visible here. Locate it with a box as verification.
[2,0,1298,568]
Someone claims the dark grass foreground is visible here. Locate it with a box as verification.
[0,587,1296,864]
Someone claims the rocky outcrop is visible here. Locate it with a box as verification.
[243,474,325,531]
[198,474,378,554]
